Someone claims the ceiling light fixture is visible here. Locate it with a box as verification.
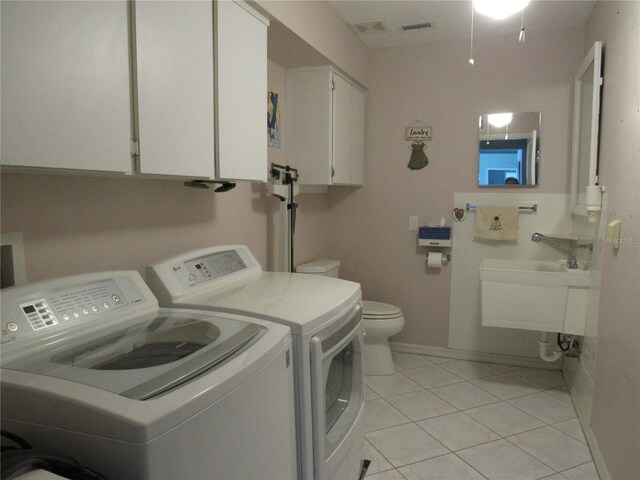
[473,0,531,20]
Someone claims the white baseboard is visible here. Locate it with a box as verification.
[582,423,612,480]
[390,342,563,370]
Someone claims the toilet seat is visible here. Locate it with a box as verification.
[363,301,402,319]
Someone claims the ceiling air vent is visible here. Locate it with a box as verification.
[349,19,389,35]
[398,22,435,33]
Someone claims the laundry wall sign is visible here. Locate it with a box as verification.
[405,126,432,142]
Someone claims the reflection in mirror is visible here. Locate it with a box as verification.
[477,111,541,187]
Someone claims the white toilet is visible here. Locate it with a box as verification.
[296,259,405,375]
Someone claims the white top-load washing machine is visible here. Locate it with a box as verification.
[0,271,297,480]
[146,245,365,480]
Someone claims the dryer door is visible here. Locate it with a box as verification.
[310,302,363,463]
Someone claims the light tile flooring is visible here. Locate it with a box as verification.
[363,353,599,480]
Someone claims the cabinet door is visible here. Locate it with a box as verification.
[216,1,268,181]
[286,69,333,185]
[134,1,215,178]
[349,86,366,185]
[331,74,352,185]
[1,1,131,172]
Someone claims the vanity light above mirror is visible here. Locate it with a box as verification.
[477,111,541,187]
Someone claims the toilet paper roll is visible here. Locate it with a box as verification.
[427,252,448,269]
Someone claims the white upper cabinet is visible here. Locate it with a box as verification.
[349,86,366,186]
[1,0,269,182]
[134,1,215,178]
[286,66,366,186]
[215,1,268,182]
[1,1,132,173]
[134,0,268,181]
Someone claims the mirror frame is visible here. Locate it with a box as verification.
[570,41,603,216]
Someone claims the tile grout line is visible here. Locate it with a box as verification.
[502,426,574,473]
[427,384,502,410]
[392,449,491,480]
[450,451,491,480]
[363,438,396,477]
[365,358,595,480]
[558,459,599,477]
[414,418,504,453]
[504,393,578,425]
[368,400,556,477]
[548,422,588,445]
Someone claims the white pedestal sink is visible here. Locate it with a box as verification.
[480,258,590,335]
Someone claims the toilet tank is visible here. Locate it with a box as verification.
[296,259,340,278]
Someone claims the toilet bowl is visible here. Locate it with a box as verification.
[296,259,405,376]
[362,301,405,375]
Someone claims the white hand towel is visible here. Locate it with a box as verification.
[475,206,519,240]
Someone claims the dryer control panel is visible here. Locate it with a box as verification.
[1,272,154,344]
[181,250,248,285]
[146,245,263,302]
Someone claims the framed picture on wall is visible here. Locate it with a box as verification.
[268,91,281,148]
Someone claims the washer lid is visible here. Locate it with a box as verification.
[2,311,264,400]
[363,301,402,318]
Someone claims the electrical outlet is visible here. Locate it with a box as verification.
[409,216,418,231]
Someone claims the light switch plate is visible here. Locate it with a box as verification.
[409,216,418,231]
[607,219,621,248]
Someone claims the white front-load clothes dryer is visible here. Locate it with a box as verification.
[0,271,296,480]
[146,245,365,480]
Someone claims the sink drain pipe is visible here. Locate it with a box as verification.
[538,332,563,362]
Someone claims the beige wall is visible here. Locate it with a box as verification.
[327,27,584,347]
[565,3,640,479]
[0,174,271,280]
[255,0,369,86]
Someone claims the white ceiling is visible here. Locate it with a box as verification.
[328,0,595,48]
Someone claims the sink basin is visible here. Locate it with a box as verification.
[480,258,590,334]
[480,258,590,287]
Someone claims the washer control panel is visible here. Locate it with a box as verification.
[2,277,139,343]
[16,281,127,334]
[19,300,59,331]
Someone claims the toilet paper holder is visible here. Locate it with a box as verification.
[425,252,451,268]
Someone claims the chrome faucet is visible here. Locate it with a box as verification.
[531,233,593,269]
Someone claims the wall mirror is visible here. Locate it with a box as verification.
[570,41,603,215]
[477,111,541,187]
